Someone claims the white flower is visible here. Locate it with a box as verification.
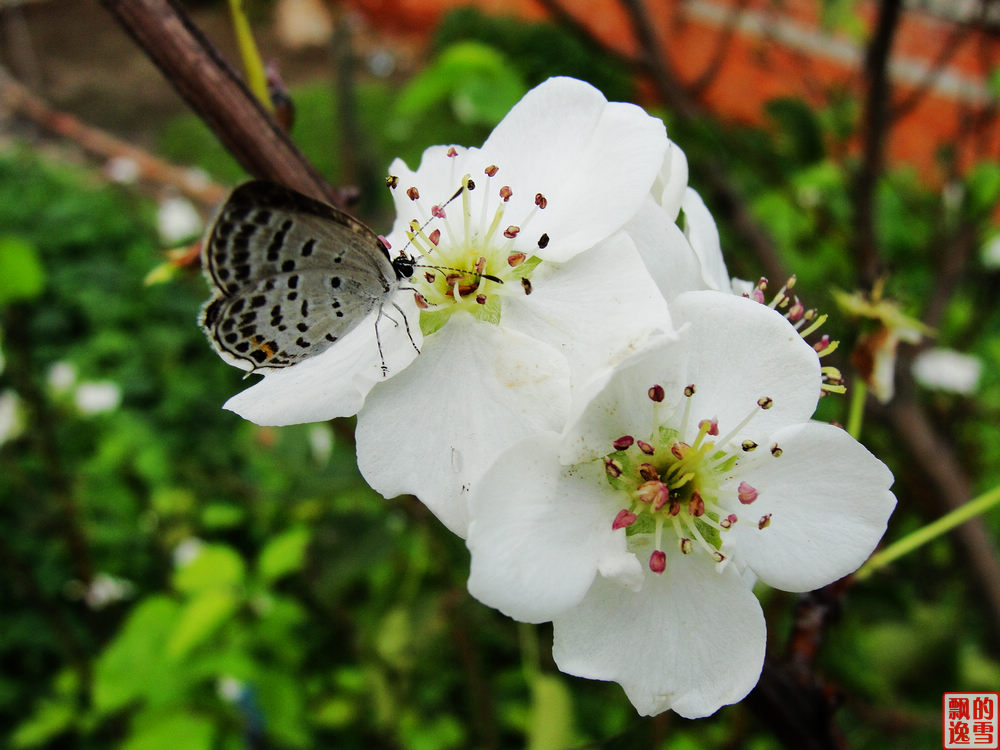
[47,361,77,394]
[627,137,740,305]
[83,572,135,610]
[833,286,931,403]
[912,347,981,395]
[352,77,676,536]
[74,380,122,415]
[982,233,1000,269]
[0,390,23,445]
[224,78,674,443]
[157,195,203,246]
[466,290,896,717]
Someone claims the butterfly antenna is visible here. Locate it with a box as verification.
[412,262,503,285]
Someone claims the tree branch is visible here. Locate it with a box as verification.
[851,0,903,288]
[98,0,340,205]
[0,65,227,206]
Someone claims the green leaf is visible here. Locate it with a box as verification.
[167,588,240,659]
[200,502,246,529]
[93,596,181,714]
[122,712,214,750]
[257,525,310,584]
[255,670,309,748]
[395,41,526,128]
[375,606,413,669]
[0,236,45,304]
[10,699,74,748]
[172,544,245,593]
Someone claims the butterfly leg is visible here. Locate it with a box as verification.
[392,301,421,356]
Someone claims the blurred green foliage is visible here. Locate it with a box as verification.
[4,6,1000,750]
[432,6,634,102]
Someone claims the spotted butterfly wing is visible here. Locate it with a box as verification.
[200,180,409,371]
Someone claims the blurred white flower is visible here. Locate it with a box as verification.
[308,423,334,465]
[74,380,122,415]
[0,390,24,445]
[833,285,932,403]
[47,361,77,394]
[981,233,1000,269]
[912,347,981,395]
[104,156,141,184]
[217,676,245,702]
[84,572,135,610]
[173,537,205,568]
[275,0,333,49]
[157,195,203,246]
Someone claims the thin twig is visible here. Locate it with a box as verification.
[0,65,227,206]
[891,20,969,121]
[689,0,751,96]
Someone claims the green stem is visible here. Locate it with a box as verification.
[227,0,272,111]
[846,379,867,440]
[518,622,540,678]
[855,483,1000,580]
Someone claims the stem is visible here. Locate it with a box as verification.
[846,380,867,440]
[518,622,541,678]
[856,484,1000,580]
[227,0,272,111]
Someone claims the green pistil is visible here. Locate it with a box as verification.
[603,427,731,553]
[415,249,540,336]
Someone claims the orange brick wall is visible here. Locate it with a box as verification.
[346,0,1000,181]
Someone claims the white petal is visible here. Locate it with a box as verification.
[552,543,766,718]
[559,332,684,464]
[467,433,637,623]
[680,188,731,293]
[670,291,821,441]
[501,231,673,384]
[625,196,707,302]
[652,139,689,220]
[223,290,421,425]
[729,421,896,592]
[479,77,668,263]
[356,312,571,537]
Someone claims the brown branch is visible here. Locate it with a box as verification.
[923,222,977,330]
[0,66,227,206]
[98,0,340,206]
[533,0,642,69]
[689,0,751,97]
[619,0,699,119]
[891,20,969,122]
[851,0,903,288]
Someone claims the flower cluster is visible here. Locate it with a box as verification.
[209,77,896,718]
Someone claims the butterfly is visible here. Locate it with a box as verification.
[199,180,417,372]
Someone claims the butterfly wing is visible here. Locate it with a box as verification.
[200,181,400,371]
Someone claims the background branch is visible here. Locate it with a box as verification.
[851,0,903,288]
